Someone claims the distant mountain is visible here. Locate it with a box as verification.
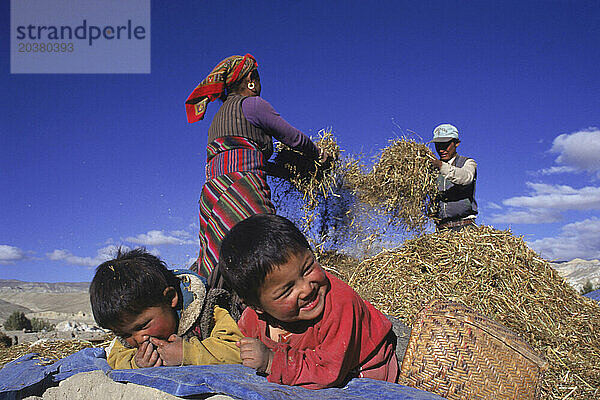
[0,298,31,322]
[551,258,600,292]
[0,280,91,322]
[0,279,89,294]
[0,280,93,327]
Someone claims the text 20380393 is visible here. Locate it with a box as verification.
[18,42,74,53]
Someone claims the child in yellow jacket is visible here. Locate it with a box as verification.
[90,248,242,369]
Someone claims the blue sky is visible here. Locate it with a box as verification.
[2,1,600,282]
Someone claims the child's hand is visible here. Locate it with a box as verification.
[236,337,273,374]
[134,340,162,368]
[150,334,183,366]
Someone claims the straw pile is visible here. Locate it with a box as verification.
[0,338,112,367]
[273,133,439,249]
[338,225,600,399]
[344,137,439,233]
[272,128,341,211]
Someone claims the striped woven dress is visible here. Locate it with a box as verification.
[197,94,277,286]
[185,54,320,289]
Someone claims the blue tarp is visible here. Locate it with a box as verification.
[0,348,110,400]
[585,288,600,302]
[0,348,443,400]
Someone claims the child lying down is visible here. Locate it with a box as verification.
[220,214,400,389]
[90,248,242,369]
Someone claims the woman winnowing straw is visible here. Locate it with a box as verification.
[185,53,331,290]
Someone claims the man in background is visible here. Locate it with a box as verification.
[429,124,478,230]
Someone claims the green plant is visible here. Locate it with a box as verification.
[3,311,32,331]
[30,317,55,332]
[581,280,596,295]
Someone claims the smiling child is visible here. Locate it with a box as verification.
[219,214,399,389]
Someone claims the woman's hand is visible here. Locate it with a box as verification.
[236,337,273,374]
[134,340,162,368]
[150,335,183,366]
[264,161,292,179]
[318,148,333,165]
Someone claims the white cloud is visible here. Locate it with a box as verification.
[548,127,600,175]
[538,166,577,175]
[124,230,194,246]
[47,244,130,267]
[0,245,27,264]
[489,208,562,224]
[170,230,191,238]
[503,183,600,210]
[487,202,503,210]
[495,128,600,226]
[528,217,600,261]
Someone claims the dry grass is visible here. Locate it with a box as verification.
[333,225,600,400]
[273,133,439,249]
[0,337,113,367]
[343,137,439,233]
[272,128,341,211]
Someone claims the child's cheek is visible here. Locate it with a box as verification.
[280,297,298,313]
[313,264,328,283]
[314,263,325,276]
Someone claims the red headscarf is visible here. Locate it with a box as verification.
[185,54,258,123]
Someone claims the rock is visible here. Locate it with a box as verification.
[25,370,235,400]
[2,329,109,345]
[551,259,600,292]
[42,371,182,399]
[54,321,104,333]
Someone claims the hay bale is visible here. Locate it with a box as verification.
[344,137,439,233]
[340,225,600,400]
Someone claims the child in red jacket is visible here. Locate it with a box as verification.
[219,214,399,389]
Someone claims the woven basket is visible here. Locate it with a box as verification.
[399,299,548,399]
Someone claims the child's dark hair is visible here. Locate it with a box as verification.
[219,214,311,307]
[89,248,179,330]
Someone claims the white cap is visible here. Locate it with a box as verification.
[432,124,459,142]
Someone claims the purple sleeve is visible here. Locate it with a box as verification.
[242,97,319,159]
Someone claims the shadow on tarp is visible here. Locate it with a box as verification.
[0,348,443,400]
